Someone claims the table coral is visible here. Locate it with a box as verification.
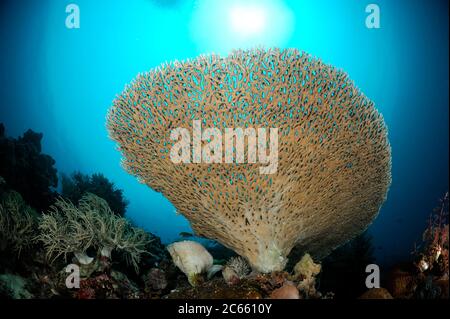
[107,48,391,272]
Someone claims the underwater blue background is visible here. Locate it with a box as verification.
[0,0,448,267]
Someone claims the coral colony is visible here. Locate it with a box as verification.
[1,47,449,299]
[107,48,392,273]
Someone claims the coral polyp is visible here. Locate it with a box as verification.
[107,48,391,272]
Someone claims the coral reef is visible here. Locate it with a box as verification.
[37,193,152,272]
[106,47,391,272]
[167,261,328,299]
[0,190,39,256]
[0,124,58,212]
[61,172,128,217]
[0,172,169,300]
[2,113,447,300]
[384,192,449,299]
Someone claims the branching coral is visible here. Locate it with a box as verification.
[0,191,39,256]
[107,48,391,272]
[37,193,152,272]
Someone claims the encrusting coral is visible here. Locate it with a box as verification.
[107,47,391,273]
[37,193,152,272]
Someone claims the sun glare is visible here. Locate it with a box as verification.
[190,0,294,54]
[229,5,267,38]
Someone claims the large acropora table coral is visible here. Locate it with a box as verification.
[107,48,391,273]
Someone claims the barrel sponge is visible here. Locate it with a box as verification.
[106,48,391,273]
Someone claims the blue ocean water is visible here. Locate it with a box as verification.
[0,0,448,267]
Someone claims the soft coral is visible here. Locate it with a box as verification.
[416,192,449,278]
